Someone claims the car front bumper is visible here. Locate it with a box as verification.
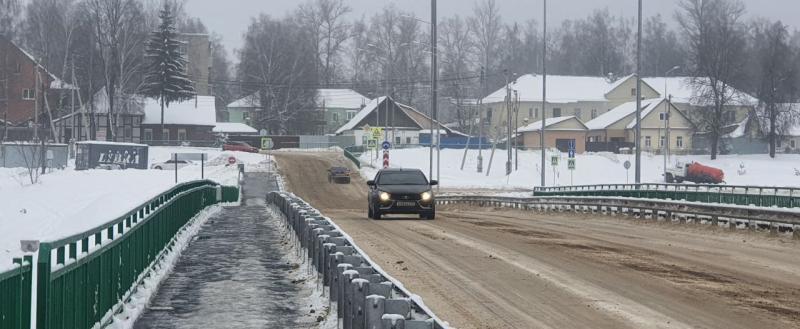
[377,200,435,214]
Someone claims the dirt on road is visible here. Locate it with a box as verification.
[275,152,800,329]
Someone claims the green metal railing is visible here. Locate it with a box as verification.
[343,147,361,169]
[533,183,800,209]
[221,185,240,203]
[0,256,33,329]
[35,180,223,329]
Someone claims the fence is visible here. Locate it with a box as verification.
[0,256,33,329]
[0,180,237,329]
[533,183,800,209]
[437,195,800,238]
[268,192,446,329]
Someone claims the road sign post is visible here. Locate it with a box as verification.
[551,154,559,186]
[261,137,274,150]
[624,160,632,184]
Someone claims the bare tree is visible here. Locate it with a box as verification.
[642,14,686,76]
[85,0,147,141]
[238,15,319,134]
[440,15,475,129]
[469,0,503,87]
[749,20,799,157]
[0,0,20,39]
[677,0,748,159]
[298,0,351,86]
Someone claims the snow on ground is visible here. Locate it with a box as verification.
[0,146,269,272]
[360,147,800,189]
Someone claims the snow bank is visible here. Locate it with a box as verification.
[0,146,267,272]
[360,147,800,189]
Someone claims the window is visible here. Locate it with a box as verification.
[124,126,132,139]
[574,109,582,120]
[22,89,34,100]
[406,137,412,144]
[535,108,539,119]
[645,136,651,147]
[144,129,153,141]
[243,112,251,122]
[486,109,493,123]
[14,62,21,74]
[553,108,561,117]
[791,140,796,148]
[162,129,170,141]
[347,111,357,120]
[631,88,636,96]
[660,136,665,147]
[395,136,401,144]
[677,136,684,148]
[528,108,533,118]
[591,109,597,119]
[177,129,187,141]
[659,112,669,120]
[332,112,340,122]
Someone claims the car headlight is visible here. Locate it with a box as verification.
[379,192,391,202]
[420,191,432,202]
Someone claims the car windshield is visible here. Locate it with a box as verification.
[378,172,428,185]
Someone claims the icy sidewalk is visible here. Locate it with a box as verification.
[133,172,321,328]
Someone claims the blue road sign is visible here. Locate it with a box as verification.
[568,140,576,158]
[382,141,391,150]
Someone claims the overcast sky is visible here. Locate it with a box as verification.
[185,0,800,59]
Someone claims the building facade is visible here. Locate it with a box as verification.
[179,33,212,96]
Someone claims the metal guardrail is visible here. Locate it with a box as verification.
[35,180,229,329]
[437,195,800,238]
[268,192,447,329]
[0,256,33,329]
[533,183,800,209]
[343,148,361,169]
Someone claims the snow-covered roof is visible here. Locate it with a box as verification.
[7,38,76,90]
[317,89,369,109]
[227,93,261,109]
[142,96,216,126]
[642,77,757,107]
[213,122,258,134]
[335,97,386,134]
[518,116,586,132]
[586,98,661,130]
[482,74,619,104]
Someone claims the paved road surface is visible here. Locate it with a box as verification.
[134,172,319,329]
[276,152,800,329]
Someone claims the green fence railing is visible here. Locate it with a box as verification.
[0,256,33,329]
[35,180,223,329]
[533,183,800,209]
[343,148,361,169]
[221,185,240,203]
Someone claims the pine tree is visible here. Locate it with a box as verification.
[140,2,195,139]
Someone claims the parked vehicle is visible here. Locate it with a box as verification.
[151,159,194,170]
[223,141,259,153]
[367,168,438,220]
[328,166,351,184]
[666,162,725,184]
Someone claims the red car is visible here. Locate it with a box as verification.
[223,141,259,153]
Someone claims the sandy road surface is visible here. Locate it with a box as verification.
[275,152,800,329]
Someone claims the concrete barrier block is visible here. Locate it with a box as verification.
[381,314,406,329]
[368,282,393,299]
[405,319,435,329]
[794,226,799,239]
[343,270,360,326]
[365,295,386,329]
[351,278,370,329]
[333,263,353,304]
[384,299,411,319]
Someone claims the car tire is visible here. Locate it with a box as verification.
[373,209,382,220]
[368,205,374,219]
[154,166,162,170]
[665,173,674,183]
[421,212,435,220]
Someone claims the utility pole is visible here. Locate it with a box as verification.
[540,0,548,187]
[432,0,439,187]
[505,69,512,176]
[1,46,7,142]
[663,66,680,180]
[514,90,519,171]
[477,66,485,173]
[34,61,39,141]
[635,0,642,184]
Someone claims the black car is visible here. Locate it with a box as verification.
[367,168,438,220]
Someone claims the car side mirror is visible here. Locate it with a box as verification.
[367,180,376,186]
[429,180,438,186]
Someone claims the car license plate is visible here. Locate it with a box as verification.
[396,201,416,207]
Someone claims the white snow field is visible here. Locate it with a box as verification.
[0,146,270,272]
[360,147,800,189]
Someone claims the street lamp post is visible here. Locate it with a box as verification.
[431,0,438,186]
[540,0,547,187]
[635,0,642,184]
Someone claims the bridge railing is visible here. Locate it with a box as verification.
[0,256,33,329]
[533,183,800,209]
[33,180,231,329]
